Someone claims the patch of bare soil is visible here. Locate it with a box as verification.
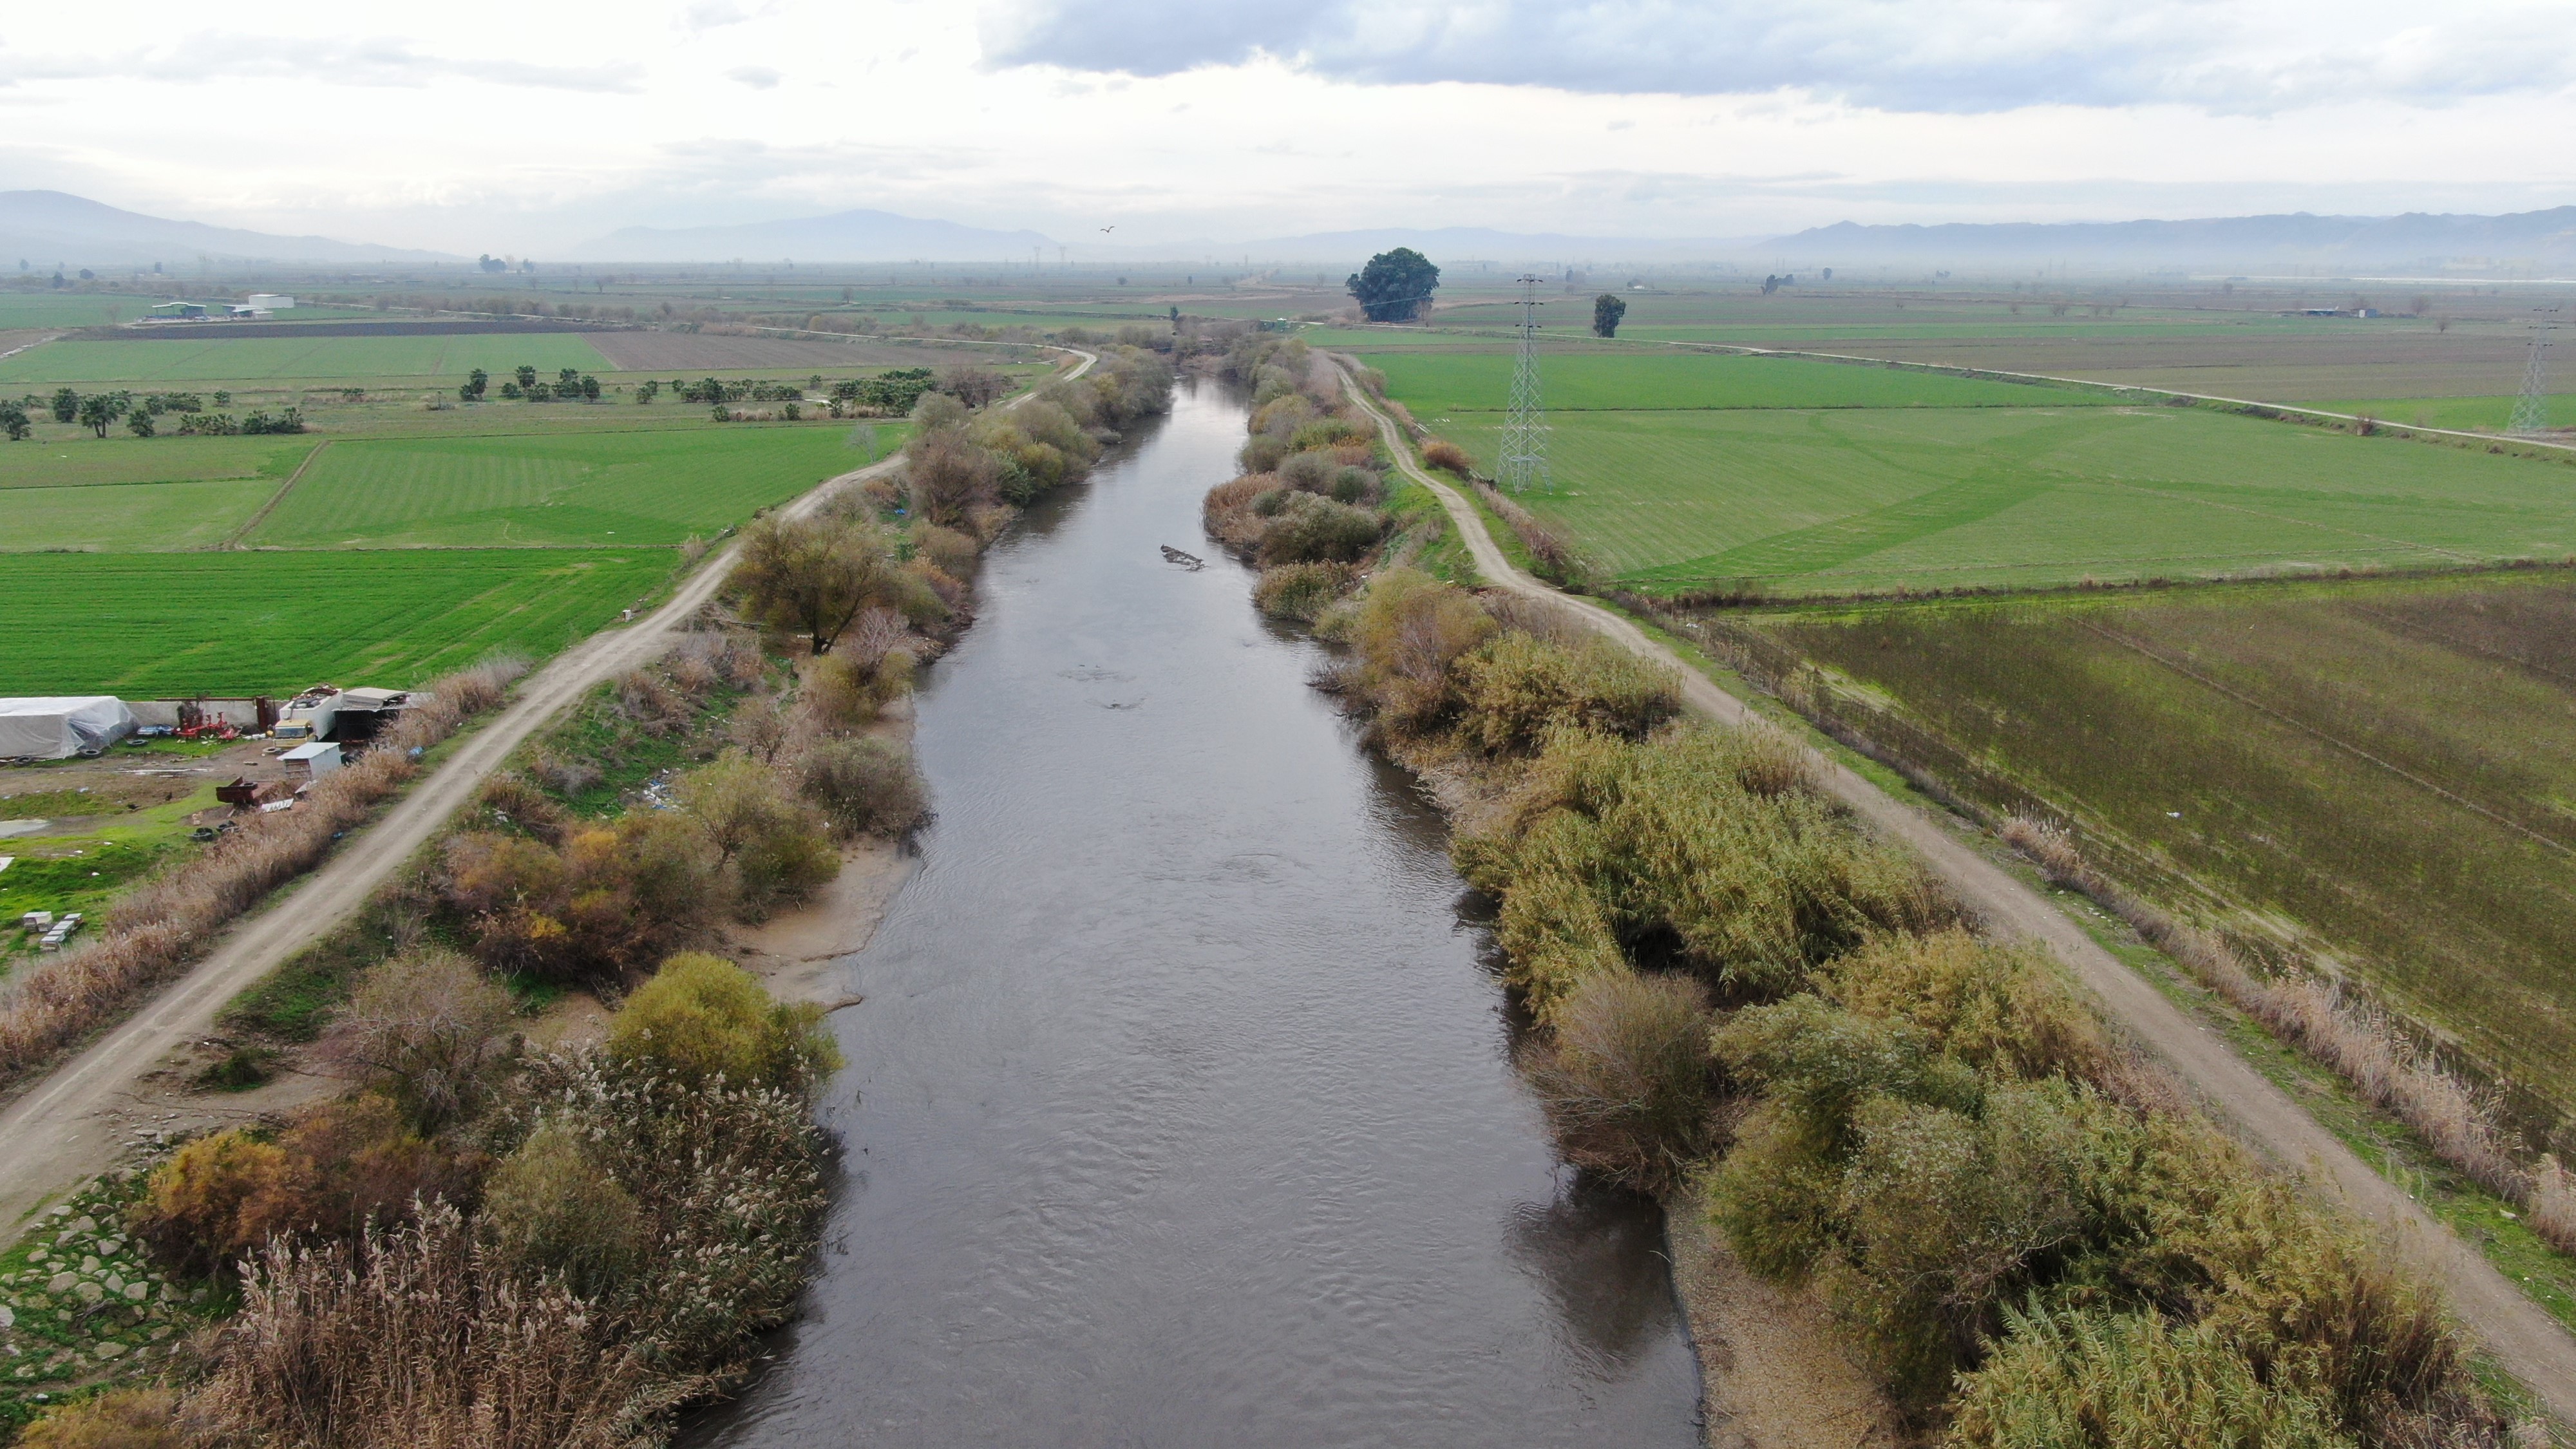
[721,838,911,1009]
[1664,1195,1912,1449]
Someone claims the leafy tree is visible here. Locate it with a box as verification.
[558,366,581,389]
[1347,247,1441,322]
[731,511,900,654]
[581,374,601,401]
[463,367,489,399]
[126,409,155,437]
[50,387,77,423]
[77,392,127,437]
[1593,293,1627,338]
[500,381,523,399]
[0,402,27,440]
[515,364,538,388]
[636,379,660,404]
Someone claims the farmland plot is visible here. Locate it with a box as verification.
[1741,571,2576,1109]
[0,332,612,384]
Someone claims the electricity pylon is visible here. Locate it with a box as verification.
[1499,274,1549,493]
[2510,310,2555,434]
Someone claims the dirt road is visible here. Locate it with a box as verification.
[0,350,1094,1242]
[1338,363,2576,1423]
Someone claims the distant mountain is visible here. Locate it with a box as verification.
[1235,226,1762,264]
[571,209,1057,263]
[0,190,455,268]
[1761,207,2576,270]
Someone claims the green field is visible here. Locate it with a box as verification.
[249,425,904,548]
[0,479,277,551]
[1737,570,2576,1109]
[0,333,614,384]
[0,549,674,695]
[0,434,318,491]
[1370,348,2106,413]
[2320,395,2576,433]
[1371,348,2576,594]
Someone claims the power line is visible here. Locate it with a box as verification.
[1499,274,1549,493]
[2511,308,2555,435]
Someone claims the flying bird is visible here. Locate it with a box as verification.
[1100,225,1115,234]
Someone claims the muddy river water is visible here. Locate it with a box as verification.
[689,382,1703,1446]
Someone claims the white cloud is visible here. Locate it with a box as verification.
[978,0,2576,113]
[0,0,2568,254]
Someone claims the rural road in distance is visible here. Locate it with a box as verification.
[1336,357,2576,1425]
[0,347,1094,1245]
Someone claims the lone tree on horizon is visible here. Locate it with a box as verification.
[1347,248,1440,323]
[1593,292,1627,337]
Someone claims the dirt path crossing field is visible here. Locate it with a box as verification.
[0,350,1094,1244]
[1336,357,2576,1425]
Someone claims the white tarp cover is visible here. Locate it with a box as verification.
[0,697,138,759]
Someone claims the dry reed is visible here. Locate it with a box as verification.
[0,659,524,1090]
[2000,815,2531,1204]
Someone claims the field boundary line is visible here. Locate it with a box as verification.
[1331,352,2576,1421]
[222,439,331,549]
[2071,616,2576,858]
[0,348,1097,1246]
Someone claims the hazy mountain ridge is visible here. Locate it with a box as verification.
[1763,206,2576,267]
[567,208,1059,263]
[0,190,457,267]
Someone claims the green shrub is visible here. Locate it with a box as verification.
[795,734,929,838]
[1452,631,1680,753]
[1948,1306,2353,1449]
[1330,466,1379,505]
[1525,971,1714,1191]
[1820,929,2112,1085]
[676,751,838,918]
[606,952,843,1094]
[479,1122,647,1298]
[911,522,980,577]
[1256,492,1383,565]
[1278,449,1337,492]
[1338,569,1494,734]
[1252,562,1354,622]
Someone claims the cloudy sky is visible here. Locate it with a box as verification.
[5,0,2573,253]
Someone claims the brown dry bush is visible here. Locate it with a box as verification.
[1420,439,1473,475]
[442,811,720,983]
[475,772,569,843]
[14,1387,187,1448]
[194,1204,658,1449]
[2530,1156,2576,1256]
[1451,631,1680,755]
[1333,568,1495,736]
[794,735,929,838]
[1202,475,1277,553]
[1525,971,1716,1192]
[319,948,518,1132]
[911,522,980,577]
[1253,562,1356,623]
[612,668,694,736]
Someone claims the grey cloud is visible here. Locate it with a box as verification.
[977,0,2576,113]
[728,66,783,88]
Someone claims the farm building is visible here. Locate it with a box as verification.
[144,301,207,320]
[279,741,341,781]
[0,697,137,760]
[245,294,295,311]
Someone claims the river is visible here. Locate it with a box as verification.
[688,380,1703,1447]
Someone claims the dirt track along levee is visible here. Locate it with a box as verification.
[1332,355,2576,1424]
[0,350,1095,1242]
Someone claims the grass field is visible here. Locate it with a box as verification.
[2321,395,2576,433]
[0,434,318,490]
[1371,348,2105,413]
[0,333,614,384]
[1,479,278,551]
[1738,570,2576,1110]
[0,549,674,695]
[249,424,904,548]
[1370,346,2576,594]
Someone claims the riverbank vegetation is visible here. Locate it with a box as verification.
[1204,381,2535,1442]
[1,345,1180,1443]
